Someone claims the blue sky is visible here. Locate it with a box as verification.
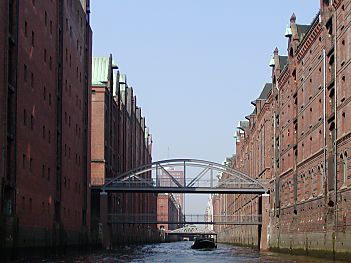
[91,0,319,214]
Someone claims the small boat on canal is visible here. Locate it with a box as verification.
[191,235,217,249]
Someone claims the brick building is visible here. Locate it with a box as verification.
[217,0,351,258]
[90,56,157,246]
[0,0,92,251]
[157,193,182,231]
[159,168,185,212]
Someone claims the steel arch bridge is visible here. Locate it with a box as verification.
[93,159,268,194]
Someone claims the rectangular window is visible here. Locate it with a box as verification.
[30,114,34,130]
[42,164,45,177]
[49,56,52,70]
[31,72,34,89]
[44,49,47,62]
[31,31,34,46]
[43,86,46,100]
[48,130,51,144]
[24,21,28,37]
[29,157,33,172]
[45,11,47,26]
[22,154,26,168]
[50,20,53,34]
[24,64,27,81]
[23,109,27,125]
[49,93,52,105]
[42,125,46,138]
[47,167,51,180]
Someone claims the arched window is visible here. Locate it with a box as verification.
[342,152,348,186]
[310,169,314,198]
[300,174,305,201]
[319,164,324,195]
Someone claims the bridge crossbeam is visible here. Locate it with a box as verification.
[107,214,262,225]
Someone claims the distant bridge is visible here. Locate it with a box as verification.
[107,214,262,225]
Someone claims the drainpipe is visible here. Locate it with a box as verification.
[333,11,338,229]
[323,48,327,196]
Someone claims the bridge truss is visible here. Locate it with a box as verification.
[94,159,268,194]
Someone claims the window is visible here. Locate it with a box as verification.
[30,114,34,130]
[31,72,34,89]
[22,154,26,168]
[47,167,51,180]
[42,125,46,138]
[24,64,27,81]
[42,164,45,177]
[342,153,348,186]
[43,86,46,100]
[29,157,33,172]
[49,93,52,105]
[50,20,53,35]
[31,31,35,46]
[23,109,27,126]
[45,11,47,26]
[48,130,51,144]
[49,56,52,70]
[24,21,28,37]
[44,49,47,62]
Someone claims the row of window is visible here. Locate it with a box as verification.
[63,177,81,194]
[20,194,82,222]
[20,195,50,215]
[23,109,52,143]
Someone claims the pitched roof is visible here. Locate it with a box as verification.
[296,24,311,41]
[279,56,288,69]
[92,57,110,86]
[92,56,118,86]
[257,83,272,100]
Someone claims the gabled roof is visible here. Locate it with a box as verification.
[296,24,310,42]
[279,56,288,69]
[92,57,110,86]
[92,56,118,86]
[257,83,272,100]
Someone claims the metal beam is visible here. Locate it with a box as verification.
[107,221,262,225]
[93,186,267,194]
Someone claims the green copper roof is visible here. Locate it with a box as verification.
[92,57,110,86]
[92,56,118,86]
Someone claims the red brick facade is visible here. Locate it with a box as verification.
[90,57,157,245]
[217,0,351,258]
[157,194,181,231]
[0,0,92,251]
[0,0,8,224]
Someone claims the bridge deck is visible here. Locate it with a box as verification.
[93,186,266,194]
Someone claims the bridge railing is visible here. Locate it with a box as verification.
[103,178,265,189]
[107,213,262,225]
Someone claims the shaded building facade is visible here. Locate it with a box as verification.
[0,0,92,252]
[90,56,157,247]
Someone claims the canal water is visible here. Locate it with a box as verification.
[16,241,344,262]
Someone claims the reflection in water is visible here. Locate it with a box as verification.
[18,241,342,262]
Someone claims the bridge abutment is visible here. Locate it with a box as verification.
[100,192,111,249]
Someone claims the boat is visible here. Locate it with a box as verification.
[191,235,217,249]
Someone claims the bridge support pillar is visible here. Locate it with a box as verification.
[259,193,270,251]
[100,191,111,249]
